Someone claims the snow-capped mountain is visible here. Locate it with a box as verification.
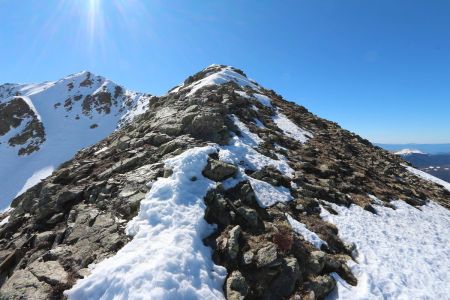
[394,148,425,155]
[0,65,449,300]
[0,71,152,208]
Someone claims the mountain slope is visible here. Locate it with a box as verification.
[0,71,152,208]
[395,151,450,183]
[0,65,449,299]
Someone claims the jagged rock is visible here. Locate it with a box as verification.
[35,231,56,248]
[307,251,326,275]
[256,242,279,268]
[227,225,241,259]
[264,257,301,299]
[202,159,237,181]
[306,275,336,299]
[204,190,231,226]
[236,207,260,229]
[0,269,52,300]
[28,260,69,286]
[226,270,249,300]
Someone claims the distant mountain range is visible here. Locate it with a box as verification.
[377,143,450,154]
[378,144,450,183]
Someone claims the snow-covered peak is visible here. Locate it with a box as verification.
[170,65,261,95]
[0,72,152,208]
[395,148,426,155]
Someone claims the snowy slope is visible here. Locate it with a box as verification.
[322,200,450,300]
[0,72,151,208]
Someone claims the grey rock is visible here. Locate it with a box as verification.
[307,251,326,275]
[237,207,259,229]
[28,260,69,286]
[256,242,278,268]
[56,186,84,207]
[307,275,336,299]
[202,159,237,181]
[227,225,241,259]
[265,257,301,299]
[0,269,52,300]
[226,270,249,300]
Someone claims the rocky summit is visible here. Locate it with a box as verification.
[0,65,449,299]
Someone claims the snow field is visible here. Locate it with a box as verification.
[322,200,450,300]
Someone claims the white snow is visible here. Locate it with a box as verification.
[321,200,450,300]
[230,114,262,147]
[0,216,9,227]
[94,147,109,155]
[248,177,292,208]
[172,66,260,96]
[272,111,312,143]
[15,166,54,197]
[66,146,227,300]
[395,148,425,155]
[253,118,265,129]
[406,165,450,192]
[20,96,42,121]
[219,117,294,178]
[286,214,327,249]
[234,90,252,99]
[252,93,272,107]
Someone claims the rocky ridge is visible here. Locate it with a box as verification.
[0,65,448,299]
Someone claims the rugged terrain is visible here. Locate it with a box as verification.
[0,71,152,207]
[0,65,449,299]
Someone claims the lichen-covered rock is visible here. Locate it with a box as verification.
[203,159,237,181]
[256,242,279,268]
[226,270,249,300]
[227,225,241,259]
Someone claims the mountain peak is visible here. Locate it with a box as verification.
[169,65,259,95]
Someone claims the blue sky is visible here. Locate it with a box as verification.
[1,0,449,143]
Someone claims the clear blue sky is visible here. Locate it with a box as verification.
[1,0,449,143]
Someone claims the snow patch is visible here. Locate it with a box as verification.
[321,200,450,300]
[248,177,292,208]
[66,146,226,300]
[253,93,272,107]
[272,111,312,143]
[230,114,262,147]
[174,66,260,96]
[0,216,10,227]
[286,214,327,249]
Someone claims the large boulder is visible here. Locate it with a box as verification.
[202,159,237,181]
[0,269,52,300]
[28,260,69,286]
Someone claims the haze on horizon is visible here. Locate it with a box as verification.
[0,0,449,144]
